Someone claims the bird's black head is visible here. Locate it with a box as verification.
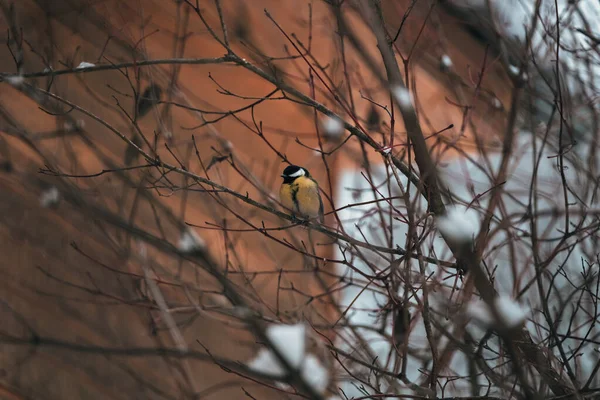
[281,165,309,183]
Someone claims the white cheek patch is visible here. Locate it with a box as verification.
[289,169,306,178]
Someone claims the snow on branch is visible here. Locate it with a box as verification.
[247,323,329,393]
[467,295,529,329]
[436,204,480,243]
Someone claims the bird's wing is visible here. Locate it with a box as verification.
[318,191,324,223]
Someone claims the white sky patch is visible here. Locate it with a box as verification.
[5,75,24,87]
[76,61,96,69]
[322,115,344,138]
[467,296,529,329]
[39,187,60,208]
[436,204,480,243]
[177,228,206,253]
[392,85,413,111]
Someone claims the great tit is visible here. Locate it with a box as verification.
[279,165,324,223]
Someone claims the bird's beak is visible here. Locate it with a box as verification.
[281,175,286,178]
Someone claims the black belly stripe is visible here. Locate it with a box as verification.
[291,184,300,213]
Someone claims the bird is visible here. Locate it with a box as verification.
[279,165,324,223]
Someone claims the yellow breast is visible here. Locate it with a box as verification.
[292,176,322,218]
[279,183,295,211]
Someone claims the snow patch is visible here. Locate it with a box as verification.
[491,97,502,109]
[76,61,96,69]
[265,323,306,369]
[247,323,330,393]
[177,228,206,253]
[440,54,453,70]
[248,323,306,376]
[322,115,344,139]
[436,204,480,243]
[248,348,287,377]
[508,64,520,77]
[380,146,392,155]
[392,86,413,111]
[301,354,329,393]
[40,186,60,208]
[5,75,24,87]
[467,295,528,329]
